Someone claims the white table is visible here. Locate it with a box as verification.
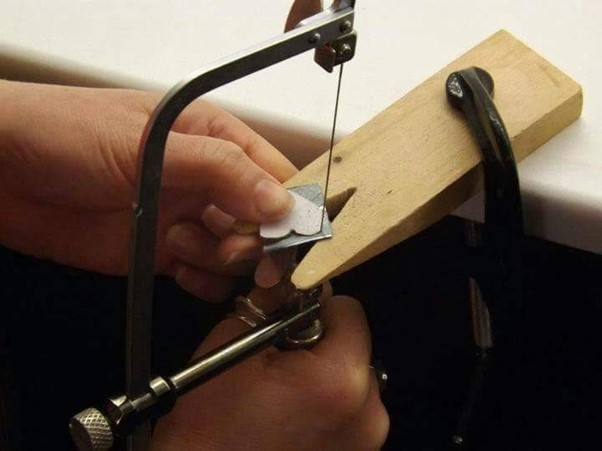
[1,0,600,254]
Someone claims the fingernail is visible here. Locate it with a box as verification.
[166,223,194,254]
[175,266,208,297]
[224,249,261,265]
[202,205,235,236]
[224,251,241,265]
[254,179,293,219]
[255,255,284,289]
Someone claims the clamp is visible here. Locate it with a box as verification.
[445,67,525,446]
[69,2,358,450]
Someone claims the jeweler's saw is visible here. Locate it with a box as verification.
[69,2,359,450]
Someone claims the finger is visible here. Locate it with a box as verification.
[263,294,378,447]
[255,256,281,289]
[163,132,293,222]
[313,295,372,368]
[174,100,298,182]
[208,115,298,182]
[216,233,263,266]
[320,281,334,299]
[159,191,211,224]
[271,295,372,402]
[174,264,237,303]
[254,248,296,288]
[165,222,220,269]
[339,375,390,450]
[194,286,285,355]
[165,222,261,276]
[201,204,235,237]
[212,281,332,343]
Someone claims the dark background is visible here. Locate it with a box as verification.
[1,216,601,450]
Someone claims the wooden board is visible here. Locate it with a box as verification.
[288,30,583,289]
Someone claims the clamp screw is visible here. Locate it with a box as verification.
[309,32,321,44]
[340,20,352,33]
[339,43,353,57]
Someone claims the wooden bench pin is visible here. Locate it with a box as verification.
[285,30,583,290]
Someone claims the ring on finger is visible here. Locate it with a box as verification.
[227,295,268,328]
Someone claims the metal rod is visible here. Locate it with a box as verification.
[171,301,321,393]
[69,301,322,451]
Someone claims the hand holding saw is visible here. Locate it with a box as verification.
[70,2,360,450]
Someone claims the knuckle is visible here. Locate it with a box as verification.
[347,403,390,450]
[204,140,246,172]
[217,142,246,169]
[315,364,369,424]
[195,140,253,194]
[205,112,230,139]
[370,404,391,449]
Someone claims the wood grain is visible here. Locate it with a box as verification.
[288,30,583,289]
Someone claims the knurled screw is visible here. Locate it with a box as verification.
[339,43,353,57]
[69,407,114,451]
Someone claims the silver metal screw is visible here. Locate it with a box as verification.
[339,43,353,57]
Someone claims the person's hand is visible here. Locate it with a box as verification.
[152,291,389,450]
[0,80,297,301]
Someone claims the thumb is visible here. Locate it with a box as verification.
[163,131,293,222]
[194,283,333,356]
[192,286,284,356]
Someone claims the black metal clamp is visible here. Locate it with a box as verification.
[445,67,525,446]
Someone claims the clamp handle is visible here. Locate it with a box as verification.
[446,67,525,446]
[446,67,524,338]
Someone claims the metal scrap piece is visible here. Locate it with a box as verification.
[263,184,332,253]
[261,190,324,239]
